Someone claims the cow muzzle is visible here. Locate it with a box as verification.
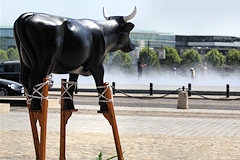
[122,40,135,52]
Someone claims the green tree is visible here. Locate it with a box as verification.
[139,47,160,69]
[226,48,240,67]
[7,48,19,61]
[112,50,125,66]
[0,49,9,62]
[124,53,133,68]
[160,47,181,67]
[204,49,225,67]
[112,50,133,71]
[181,49,202,67]
[104,53,110,65]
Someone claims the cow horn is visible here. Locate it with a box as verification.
[103,7,110,20]
[123,6,137,22]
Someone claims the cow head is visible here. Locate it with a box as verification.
[103,7,136,53]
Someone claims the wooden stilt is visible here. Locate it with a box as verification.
[27,78,49,160]
[60,79,77,160]
[100,83,124,160]
[27,106,40,159]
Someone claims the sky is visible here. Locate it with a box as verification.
[1,0,240,36]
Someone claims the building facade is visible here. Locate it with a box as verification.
[0,27,175,50]
[1,26,239,57]
[176,35,240,55]
[130,30,175,49]
[127,30,176,64]
[0,26,15,50]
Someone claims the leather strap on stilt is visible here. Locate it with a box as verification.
[60,81,77,100]
[26,80,49,104]
[97,85,112,103]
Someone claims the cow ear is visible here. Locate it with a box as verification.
[118,22,135,32]
[123,22,135,32]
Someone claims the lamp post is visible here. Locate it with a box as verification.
[147,40,150,70]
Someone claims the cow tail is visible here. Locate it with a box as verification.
[14,13,36,68]
[14,13,38,91]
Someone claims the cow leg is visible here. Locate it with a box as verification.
[30,50,59,111]
[18,45,41,111]
[29,76,43,111]
[63,74,79,109]
[19,50,31,92]
[19,60,41,110]
[90,65,108,112]
[28,67,48,111]
[29,61,52,111]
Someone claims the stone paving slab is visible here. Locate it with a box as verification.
[1,111,240,137]
[1,108,240,159]
[76,105,240,119]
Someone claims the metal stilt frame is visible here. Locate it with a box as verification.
[98,82,124,160]
[59,79,78,160]
[27,78,49,160]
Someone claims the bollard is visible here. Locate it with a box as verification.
[188,83,192,96]
[182,86,185,91]
[226,84,230,98]
[150,83,153,96]
[75,83,78,94]
[112,82,116,95]
[177,91,189,109]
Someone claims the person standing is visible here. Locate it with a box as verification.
[173,67,177,77]
[190,68,196,81]
[203,63,208,79]
[137,58,146,79]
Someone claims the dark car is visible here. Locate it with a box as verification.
[0,61,54,88]
[0,61,20,82]
[0,78,25,96]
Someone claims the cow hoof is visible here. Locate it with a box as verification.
[63,99,75,110]
[97,110,108,113]
[29,106,41,111]
[30,99,41,111]
[99,102,108,112]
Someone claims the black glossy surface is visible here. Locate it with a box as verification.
[14,10,136,110]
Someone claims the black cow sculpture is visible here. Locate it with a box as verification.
[14,7,136,111]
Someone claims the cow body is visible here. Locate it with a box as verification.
[14,8,136,111]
